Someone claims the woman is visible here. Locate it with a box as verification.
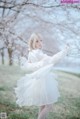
[14,33,70,119]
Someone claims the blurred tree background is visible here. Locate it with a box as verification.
[0,0,80,69]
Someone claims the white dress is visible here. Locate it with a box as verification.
[14,47,69,107]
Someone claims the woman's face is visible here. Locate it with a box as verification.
[35,39,43,49]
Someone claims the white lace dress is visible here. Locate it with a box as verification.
[14,47,69,107]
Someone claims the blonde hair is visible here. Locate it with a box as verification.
[28,33,42,51]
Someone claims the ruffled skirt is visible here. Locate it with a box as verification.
[14,64,60,107]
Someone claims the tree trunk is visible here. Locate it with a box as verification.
[1,49,4,64]
[8,48,13,65]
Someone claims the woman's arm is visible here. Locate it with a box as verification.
[50,45,70,65]
[42,44,70,66]
[20,60,44,72]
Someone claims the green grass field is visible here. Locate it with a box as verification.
[0,65,80,119]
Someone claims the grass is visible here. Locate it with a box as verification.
[0,65,80,119]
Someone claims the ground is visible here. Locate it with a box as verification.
[0,65,80,119]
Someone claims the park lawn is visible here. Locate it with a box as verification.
[0,65,80,119]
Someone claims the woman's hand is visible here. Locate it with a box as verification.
[64,43,71,56]
[65,43,70,50]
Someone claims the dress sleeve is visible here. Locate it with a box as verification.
[20,46,70,72]
[20,50,45,72]
[42,46,70,66]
